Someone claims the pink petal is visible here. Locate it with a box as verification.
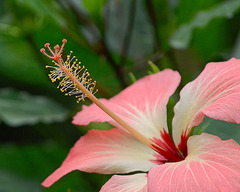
[148,133,240,191]
[42,128,158,187]
[100,174,148,192]
[73,69,181,139]
[173,58,240,145]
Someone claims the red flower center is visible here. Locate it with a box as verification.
[151,129,188,163]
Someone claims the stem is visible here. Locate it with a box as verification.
[99,40,127,88]
[120,0,137,66]
[56,58,155,150]
[145,0,162,50]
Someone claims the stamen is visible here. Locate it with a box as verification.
[40,39,158,151]
[46,57,97,102]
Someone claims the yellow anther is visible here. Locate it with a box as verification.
[43,44,97,103]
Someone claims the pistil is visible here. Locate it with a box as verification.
[41,39,158,151]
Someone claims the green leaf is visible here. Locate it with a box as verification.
[12,0,64,26]
[82,0,106,15]
[0,169,41,192]
[0,88,68,127]
[128,72,137,83]
[170,0,240,49]
[147,60,160,74]
[206,119,240,144]
[0,36,50,87]
[196,117,240,144]
[231,31,240,58]
[0,23,21,37]
[166,96,176,137]
[193,118,213,135]
[82,0,106,28]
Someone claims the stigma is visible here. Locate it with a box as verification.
[40,39,97,102]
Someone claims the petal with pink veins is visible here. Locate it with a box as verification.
[148,133,240,192]
[73,69,181,139]
[100,173,148,192]
[172,58,240,145]
[42,128,160,188]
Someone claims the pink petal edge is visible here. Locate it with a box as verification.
[148,133,240,192]
[173,58,240,145]
[100,173,148,192]
[42,128,157,188]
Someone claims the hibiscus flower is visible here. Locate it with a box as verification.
[41,40,240,191]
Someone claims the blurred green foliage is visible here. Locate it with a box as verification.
[0,0,240,191]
